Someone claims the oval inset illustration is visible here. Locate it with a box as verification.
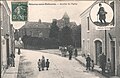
[90,2,113,26]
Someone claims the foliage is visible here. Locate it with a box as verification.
[60,26,73,46]
[49,20,59,39]
[21,35,59,49]
[72,25,81,48]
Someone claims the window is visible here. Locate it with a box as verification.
[87,17,90,30]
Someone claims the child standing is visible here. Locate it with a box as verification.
[38,59,41,71]
[46,59,50,70]
[91,60,94,71]
[106,58,111,78]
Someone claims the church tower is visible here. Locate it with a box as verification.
[62,12,70,26]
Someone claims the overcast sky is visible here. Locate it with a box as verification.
[8,1,94,29]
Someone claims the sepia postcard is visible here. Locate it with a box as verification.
[1,0,120,78]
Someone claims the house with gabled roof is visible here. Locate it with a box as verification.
[19,19,50,38]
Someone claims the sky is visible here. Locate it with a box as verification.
[7,1,94,29]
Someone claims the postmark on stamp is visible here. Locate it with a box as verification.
[12,2,28,21]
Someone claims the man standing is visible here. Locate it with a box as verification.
[68,45,73,60]
[86,55,91,70]
[100,53,106,74]
[74,48,78,57]
[18,48,21,55]
[10,53,15,67]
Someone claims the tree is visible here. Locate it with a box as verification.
[72,25,81,48]
[49,20,59,39]
[60,25,73,46]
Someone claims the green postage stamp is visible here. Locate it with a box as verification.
[12,2,28,21]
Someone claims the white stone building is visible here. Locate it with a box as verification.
[80,0,120,76]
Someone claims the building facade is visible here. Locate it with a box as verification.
[19,20,50,38]
[0,1,15,77]
[80,0,120,76]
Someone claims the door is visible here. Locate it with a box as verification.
[95,40,102,65]
[111,41,115,76]
[6,38,9,68]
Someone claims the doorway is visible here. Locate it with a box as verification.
[6,38,9,68]
[111,41,115,76]
[95,40,102,65]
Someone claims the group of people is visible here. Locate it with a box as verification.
[85,55,94,71]
[38,56,50,71]
[85,53,111,76]
[59,46,67,57]
[8,49,21,68]
[59,45,78,60]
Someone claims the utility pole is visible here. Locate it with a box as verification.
[104,0,109,59]
[105,28,107,56]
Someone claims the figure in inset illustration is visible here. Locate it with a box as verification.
[97,3,107,24]
[90,2,113,27]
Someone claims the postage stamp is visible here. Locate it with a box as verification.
[12,2,28,21]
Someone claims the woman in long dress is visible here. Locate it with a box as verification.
[41,56,45,70]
